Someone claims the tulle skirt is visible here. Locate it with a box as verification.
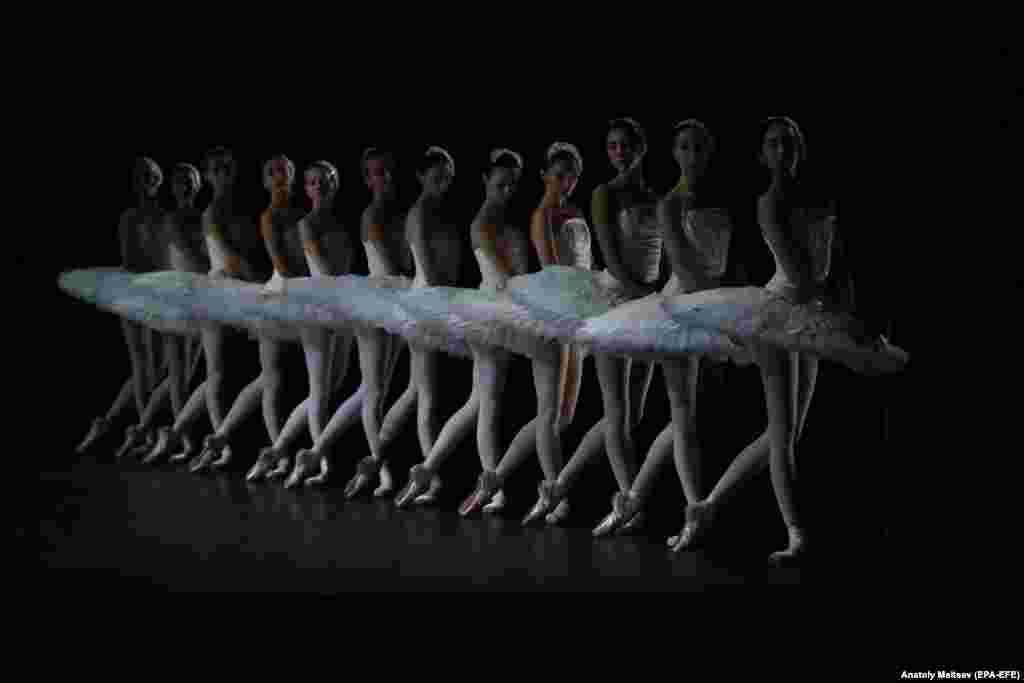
[59,268,908,375]
[658,287,907,375]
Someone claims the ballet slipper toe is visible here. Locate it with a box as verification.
[345,456,379,499]
[76,418,109,453]
[769,526,807,567]
[413,475,442,505]
[115,426,143,460]
[482,489,506,514]
[395,465,432,508]
[284,465,305,489]
[142,427,174,464]
[344,474,368,499]
[523,481,562,526]
[246,462,267,482]
[592,492,639,537]
[303,459,330,487]
[210,446,232,469]
[188,449,215,473]
[265,456,292,481]
[545,499,570,525]
[670,501,715,552]
[460,471,500,517]
[618,510,645,535]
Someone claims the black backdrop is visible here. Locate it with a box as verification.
[41,63,916,558]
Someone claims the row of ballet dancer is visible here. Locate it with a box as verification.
[78,116,842,565]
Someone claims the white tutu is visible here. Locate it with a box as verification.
[659,287,908,375]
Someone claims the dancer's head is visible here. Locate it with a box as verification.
[760,116,806,176]
[672,119,715,181]
[542,141,582,198]
[133,157,163,198]
[417,146,454,197]
[203,147,237,194]
[483,148,523,204]
[263,153,296,193]
[171,162,201,206]
[606,117,647,173]
[305,160,340,204]
[361,147,395,197]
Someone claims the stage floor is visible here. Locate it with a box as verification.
[30,453,901,593]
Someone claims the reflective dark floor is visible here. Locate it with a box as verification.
[32,449,898,593]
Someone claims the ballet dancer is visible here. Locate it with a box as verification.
[245,160,356,485]
[590,120,733,536]
[394,148,529,507]
[297,148,413,496]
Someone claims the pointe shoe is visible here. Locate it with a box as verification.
[482,489,506,514]
[285,449,320,489]
[769,525,807,567]
[264,450,292,481]
[247,446,283,482]
[395,464,434,508]
[128,432,156,459]
[669,500,716,552]
[210,445,232,469]
[413,474,442,505]
[189,434,225,473]
[545,499,570,525]
[593,491,642,537]
[523,480,563,526]
[188,447,217,473]
[169,435,196,463]
[345,456,381,499]
[143,427,177,464]
[373,462,394,497]
[459,470,500,517]
[76,417,111,454]
[303,455,330,487]
[115,426,145,460]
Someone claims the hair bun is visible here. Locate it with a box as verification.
[545,141,583,175]
[490,147,523,169]
[425,146,455,175]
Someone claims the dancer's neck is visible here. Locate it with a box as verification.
[617,162,646,188]
[768,167,796,195]
[540,186,566,209]
[137,194,159,211]
[269,187,291,209]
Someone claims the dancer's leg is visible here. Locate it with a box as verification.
[259,337,286,444]
[759,347,804,562]
[475,348,510,472]
[628,358,656,431]
[596,353,637,494]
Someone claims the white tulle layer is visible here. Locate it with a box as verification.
[59,267,909,374]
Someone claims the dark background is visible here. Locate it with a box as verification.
[40,58,918,563]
